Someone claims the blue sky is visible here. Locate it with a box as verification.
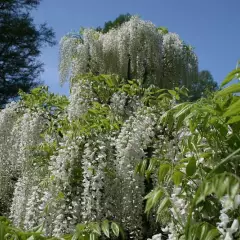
[32,0,240,95]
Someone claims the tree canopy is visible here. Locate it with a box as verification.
[96,13,132,33]
[0,0,55,107]
[189,70,218,101]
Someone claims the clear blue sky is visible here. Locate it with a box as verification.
[32,0,240,95]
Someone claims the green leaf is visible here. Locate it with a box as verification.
[216,83,240,97]
[208,147,240,178]
[158,164,171,182]
[195,173,240,205]
[111,222,119,237]
[146,158,156,177]
[168,90,180,100]
[30,224,44,233]
[227,115,240,124]
[221,68,240,87]
[157,92,173,100]
[76,223,86,232]
[90,222,101,235]
[101,220,110,238]
[90,233,97,240]
[187,222,219,240]
[161,103,188,125]
[172,170,184,186]
[0,223,6,240]
[223,99,240,117]
[157,197,170,215]
[152,189,164,207]
[202,166,212,173]
[174,103,192,119]
[145,195,154,214]
[104,76,114,87]
[27,236,35,240]
[144,189,163,214]
[186,158,196,177]
[140,159,148,175]
[157,26,169,34]
[144,190,154,200]
[179,87,189,97]
[57,191,65,200]
[205,228,220,240]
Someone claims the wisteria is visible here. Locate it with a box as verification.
[0,102,19,215]
[217,195,240,239]
[114,109,156,239]
[59,16,198,88]
[1,16,240,240]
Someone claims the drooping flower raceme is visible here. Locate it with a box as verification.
[68,80,96,120]
[3,15,236,240]
[0,102,20,215]
[59,16,198,89]
[217,195,240,239]
[147,233,163,240]
[114,108,156,239]
[9,110,46,227]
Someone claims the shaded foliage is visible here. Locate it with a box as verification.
[0,0,56,107]
[189,70,218,101]
[96,13,132,33]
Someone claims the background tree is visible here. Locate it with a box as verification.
[0,0,56,107]
[96,13,132,33]
[188,70,218,101]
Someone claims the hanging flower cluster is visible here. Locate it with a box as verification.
[114,109,157,239]
[217,195,240,239]
[1,75,240,240]
[1,16,240,240]
[68,80,96,120]
[162,33,198,88]
[9,110,46,228]
[0,102,19,215]
[59,16,198,88]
